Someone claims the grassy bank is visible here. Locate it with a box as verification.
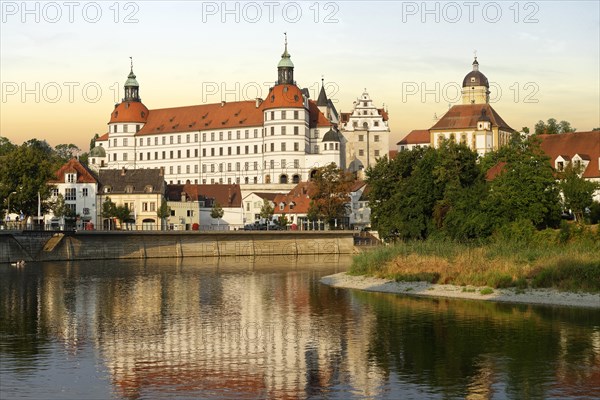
[350,224,600,293]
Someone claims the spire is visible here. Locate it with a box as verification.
[472,50,479,71]
[317,76,328,106]
[123,57,140,102]
[277,33,294,85]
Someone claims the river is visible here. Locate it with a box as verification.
[1,255,599,399]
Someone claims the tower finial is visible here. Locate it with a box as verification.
[130,56,133,72]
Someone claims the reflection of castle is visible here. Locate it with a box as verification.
[31,257,385,398]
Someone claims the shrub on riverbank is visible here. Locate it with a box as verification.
[349,224,600,293]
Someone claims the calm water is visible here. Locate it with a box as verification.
[1,255,599,399]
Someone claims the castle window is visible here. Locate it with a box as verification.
[374,135,379,142]
[281,143,286,151]
[359,135,364,142]
[281,126,286,135]
[294,111,299,119]
[294,126,299,135]
[282,111,286,119]
[374,149,379,157]
[557,161,564,171]
[374,121,379,127]
[66,173,76,183]
[359,149,364,156]
[125,185,133,194]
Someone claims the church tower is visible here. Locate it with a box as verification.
[277,33,294,85]
[461,57,490,104]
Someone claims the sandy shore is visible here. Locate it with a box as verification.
[320,272,600,309]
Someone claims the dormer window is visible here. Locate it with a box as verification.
[66,173,76,183]
[125,185,134,193]
[557,161,564,171]
[279,202,285,211]
[104,186,112,193]
[574,160,581,170]
[144,185,153,193]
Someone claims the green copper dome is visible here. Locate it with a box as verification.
[278,48,294,68]
[125,70,139,87]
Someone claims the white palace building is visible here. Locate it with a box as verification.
[92,36,390,185]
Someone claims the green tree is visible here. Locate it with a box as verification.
[0,140,57,218]
[559,164,600,221]
[367,141,482,241]
[534,118,575,135]
[559,120,576,133]
[157,200,170,230]
[114,204,131,229]
[259,198,274,229]
[486,137,561,228]
[101,197,117,230]
[49,193,68,228]
[308,163,354,229]
[210,201,224,226]
[54,144,80,161]
[89,133,100,150]
[0,136,16,156]
[277,213,289,228]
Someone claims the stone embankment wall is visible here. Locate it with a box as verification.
[0,231,354,263]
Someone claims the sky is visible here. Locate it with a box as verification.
[1,1,599,151]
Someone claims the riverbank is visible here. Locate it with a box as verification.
[321,272,600,309]
[0,230,355,262]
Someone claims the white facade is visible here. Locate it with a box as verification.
[340,90,390,175]
[96,42,344,186]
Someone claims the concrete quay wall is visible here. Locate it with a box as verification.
[0,231,354,262]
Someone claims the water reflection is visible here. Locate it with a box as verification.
[1,256,599,399]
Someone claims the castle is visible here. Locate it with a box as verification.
[90,35,390,185]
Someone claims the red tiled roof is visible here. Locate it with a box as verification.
[350,180,366,192]
[538,131,600,179]
[308,100,331,128]
[273,182,315,215]
[135,101,264,136]
[261,84,304,111]
[485,161,507,181]
[48,158,98,184]
[101,89,330,138]
[397,129,430,145]
[166,184,242,208]
[430,104,514,132]
[96,133,109,141]
[251,192,279,202]
[378,108,389,121]
[109,101,149,124]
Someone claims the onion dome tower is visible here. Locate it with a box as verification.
[461,57,490,104]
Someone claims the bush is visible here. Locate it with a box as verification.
[495,219,537,245]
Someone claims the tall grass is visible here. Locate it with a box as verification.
[350,224,600,293]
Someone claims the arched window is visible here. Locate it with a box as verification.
[292,174,300,184]
[279,174,288,184]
